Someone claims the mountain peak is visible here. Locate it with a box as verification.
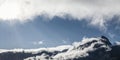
[101,36,112,46]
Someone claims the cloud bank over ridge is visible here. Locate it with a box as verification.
[0,36,115,60]
[0,0,120,29]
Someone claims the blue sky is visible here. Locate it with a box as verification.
[0,0,120,49]
[0,16,120,49]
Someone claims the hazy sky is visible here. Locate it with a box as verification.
[0,0,120,49]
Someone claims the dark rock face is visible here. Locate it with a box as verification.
[110,45,120,60]
[0,50,64,60]
[0,36,120,60]
[0,52,32,60]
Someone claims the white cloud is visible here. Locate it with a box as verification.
[38,41,43,45]
[0,45,72,54]
[0,0,120,29]
[33,41,44,45]
[62,40,67,44]
[115,41,120,45]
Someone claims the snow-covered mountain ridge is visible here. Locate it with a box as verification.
[0,36,120,60]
